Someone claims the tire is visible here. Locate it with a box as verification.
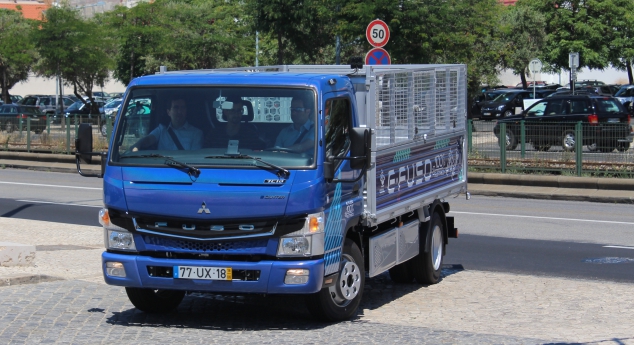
[408,213,444,285]
[587,143,597,152]
[388,262,413,284]
[306,239,364,322]
[5,122,13,133]
[100,123,108,137]
[500,129,518,150]
[125,287,185,313]
[562,130,576,152]
[503,110,513,117]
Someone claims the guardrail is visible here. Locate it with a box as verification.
[469,119,634,176]
[0,114,112,154]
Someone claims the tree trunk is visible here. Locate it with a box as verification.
[277,29,283,65]
[1,65,8,104]
[520,71,527,89]
[628,60,633,85]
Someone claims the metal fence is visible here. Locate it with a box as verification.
[0,115,112,154]
[468,119,634,176]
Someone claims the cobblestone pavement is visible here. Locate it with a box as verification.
[1,218,633,344]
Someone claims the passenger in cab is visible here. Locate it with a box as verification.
[274,96,314,153]
[205,97,265,150]
[131,97,203,151]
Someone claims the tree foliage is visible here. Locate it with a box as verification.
[33,5,114,112]
[0,8,36,104]
[498,2,546,88]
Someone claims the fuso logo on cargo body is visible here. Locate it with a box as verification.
[378,148,461,195]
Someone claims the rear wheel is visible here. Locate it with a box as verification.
[100,123,108,137]
[408,213,444,285]
[562,130,576,152]
[617,143,630,152]
[500,129,518,150]
[5,121,14,133]
[306,239,364,321]
[597,140,617,153]
[125,288,185,313]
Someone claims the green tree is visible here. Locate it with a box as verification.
[34,5,114,113]
[252,0,332,64]
[526,0,614,75]
[604,0,634,84]
[498,2,546,88]
[0,8,36,104]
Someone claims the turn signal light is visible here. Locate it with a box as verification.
[99,208,110,227]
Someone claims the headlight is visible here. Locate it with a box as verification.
[100,208,137,251]
[497,105,506,111]
[277,212,325,257]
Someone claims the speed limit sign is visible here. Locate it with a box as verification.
[366,19,390,48]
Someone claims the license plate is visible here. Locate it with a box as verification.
[607,118,619,123]
[483,112,491,116]
[174,266,232,280]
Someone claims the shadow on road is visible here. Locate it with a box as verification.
[104,264,465,330]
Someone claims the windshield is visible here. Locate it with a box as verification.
[492,93,516,103]
[67,101,82,111]
[105,99,121,109]
[111,87,317,169]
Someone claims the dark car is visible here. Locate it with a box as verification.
[19,95,76,115]
[479,89,538,119]
[470,89,510,119]
[494,95,632,152]
[61,100,105,125]
[0,105,46,133]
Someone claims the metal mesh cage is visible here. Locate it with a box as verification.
[375,66,466,148]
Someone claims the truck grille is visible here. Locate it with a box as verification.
[142,236,269,254]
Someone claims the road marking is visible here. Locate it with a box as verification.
[603,245,634,250]
[0,181,101,190]
[451,211,634,226]
[17,200,102,208]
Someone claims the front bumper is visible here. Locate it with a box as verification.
[102,252,325,294]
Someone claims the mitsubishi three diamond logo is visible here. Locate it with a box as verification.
[198,201,211,214]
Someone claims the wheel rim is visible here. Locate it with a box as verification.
[563,133,575,149]
[504,110,512,117]
[101,124,107,136]
[328,254,362,306]
[505,132,511,146]
[431,224,443,271]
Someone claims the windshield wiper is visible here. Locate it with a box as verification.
[120,154,200,177]
[205,154,290,178]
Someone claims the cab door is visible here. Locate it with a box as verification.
[321,92,365,276]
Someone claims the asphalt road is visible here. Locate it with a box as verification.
[1,169,633,283]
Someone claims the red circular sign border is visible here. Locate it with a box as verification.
[366,19,390,48]
[365,47,391,65]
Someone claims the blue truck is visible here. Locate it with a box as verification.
[75,63,468,321]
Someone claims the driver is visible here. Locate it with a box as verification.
[274,95,314,153]
[131,97,202,151]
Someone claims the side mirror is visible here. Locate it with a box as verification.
[350,127,370,170]
[75,123,105,178]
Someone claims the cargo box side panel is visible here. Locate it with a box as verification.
[375,135,464,212]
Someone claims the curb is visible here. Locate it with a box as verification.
[467,172,634,191]
[0,274,62,287]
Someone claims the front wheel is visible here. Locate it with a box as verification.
[500,128,518,150]
[306,239,364,321]
[5,121,14,133]
[100,123,108,137]
[125,287,185,313]
[503,109,513,117]
[562,130,576,152]
[408,213,444,285]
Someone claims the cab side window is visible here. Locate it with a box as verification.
[325,98,351,162]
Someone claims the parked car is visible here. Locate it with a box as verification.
[0,105,46,133]
[62,100,105,125]
[479,89,540,119]
[91,92,110,99]
[19,95,76,115]
[470,89,509,119]
[493,94,632,152]
[615,85,634,106]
